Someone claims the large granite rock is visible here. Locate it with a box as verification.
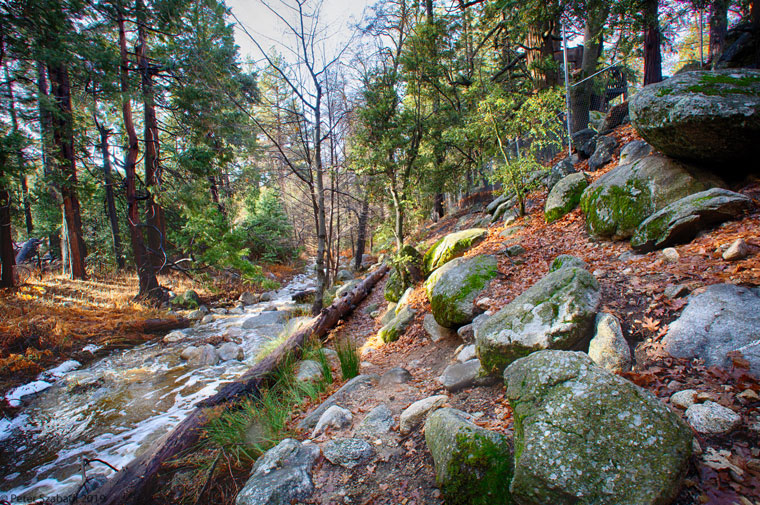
[545,173,589,223]
[235,438,321,505]
[630,188,752,252]
[662,284,760,375]
[587,135,617,171]
[630,69,760,168]
[438,359,497,392]
[423,228,488,275]
[242,311,287,333]
[476,267,600,374]
[385,245,424,303]
[322,438,374,469]
[425,408,513,505]
[545,158,577,192]
[504,351,693,505]
[377,305,416,343]
[425,255,498,328]
[297,374,379,431]
[580,153,723,240]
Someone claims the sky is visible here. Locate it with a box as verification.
[225,0,373,69]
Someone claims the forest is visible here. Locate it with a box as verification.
[1,0,759,504]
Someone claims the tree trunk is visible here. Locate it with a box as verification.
[96,119,126,270]
[643,0,663,86]
[525,18,559,90]
[311,82,328,315]
[570,1,609,133]
[0,168,15,288]
[83,264,388,505]
[5,68,34,235]
[118,6,159,297]
[353,193,370,270]
[136,0,165,270]
[389,182,404,252]
[47,61,87,280]
[709,0,729,63]
[433,193,445,221]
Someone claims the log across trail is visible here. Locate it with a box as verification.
[82,265,388,505]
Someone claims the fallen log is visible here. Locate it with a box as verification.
[82,265,388,505]
[121,316,190,334]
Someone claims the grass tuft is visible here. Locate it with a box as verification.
[335,338,360,380]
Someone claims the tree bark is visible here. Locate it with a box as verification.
[570,1,609,133]
[311,82,328,315]
[83,264,388,505]
[708,0,729,63]
[643,0,663,85]
[118,6,159,297]
[0,167,15,288]
[47,61,87,280]
[4,68,34,235]
[353,193,370,271]
[95,118,126,270]
[136,0,165,270]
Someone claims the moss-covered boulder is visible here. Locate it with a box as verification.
[475,267,600,374]
[545,173,589,223]
[171,289,200,309]
[549,254,588,272]
[385,245,424,302]
[423,229,488,275]
[425,408,513,505]
[384,270,404,302]
[425,255,498,328]
[580,153,723,240]
[630,69,760,168]
[630,188,752,252]
[378,306,416,343]
[504,351,693,505]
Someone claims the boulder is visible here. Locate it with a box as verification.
[505,351,693,505]
[714,22,760,70]
[385,245,424,302]
[685,401,741,434]
[322,438,374,469]
[379,303,397,326]
[171,289,200,309]
[588,313,631,373]
[395,287,413,314]
[423,228,488,275]
[379,366,413,385]
[423,313,456,342]
[311,405,352,437]
[384,270,405,303]
[491,200,514,224]
[297,375,379,431]
[239,291,259,305]
[545,173,589,223]
[723,238,750,261]
[662,284,760,375]
[400,395,448,434]
[572,128,596,157]
[544,158,577,192]
[425,408,513,505]
[587,135,617,171]
[425,255,499,328]
[439,359,497,393]
[476,267,600,374]
[629,69,760,167]
[218,342,244,361]
[377,306,416,343]
[235,438,320,505]
[336,269,353,282]
[356,404,395,437]
[242,311,286,332]
[619,140,652,165]
[487,193,513,214]
[549,254,588,272]
[630,188,752,252]
[599,100,629,133]
[580,153,723,240]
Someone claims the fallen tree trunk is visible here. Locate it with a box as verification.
[82,265,388,505]
[120,317,190,334]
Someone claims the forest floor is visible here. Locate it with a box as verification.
[277,125,760,505]
[0,262,302,407]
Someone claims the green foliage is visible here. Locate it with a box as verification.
[335,338,360,380]
[240,188,296,263]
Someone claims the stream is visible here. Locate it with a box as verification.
[0,272,317,503]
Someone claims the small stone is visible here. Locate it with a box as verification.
[423,314,455,343]
[296,360,324,382]
[474,297,493,311]
[588,313,631,373]
[239,291,259,305]
[662,248,680,263]
[311,405,353,438]
[738,389,760,401]
[218,342,244,361]
[670,389,699,409]
[163,330,186,344]
[322,438,374,469]
[685,401,742,434]
[723,238,749,261]
[505,244,525,257]
[200,314,215,324]
[356,405,394,437]
[399,395,448,434]
[457,324,474,342]
[379,367,412,386]
[457,344,477,363]
[664,284,690,299]
[438,359,496,393]
[180,346,200,361]
[188,344,219,366]
[211,307,228,315]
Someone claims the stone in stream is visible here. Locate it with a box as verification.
[629,69,760,168]
[322,438,375,469]
[311,405,353,438]
[218,342,244,361]
[588,313,632,373]
[163,330,187,344]
[239,291,259,305]
[580,153,724,240]
[189,344,219,366]
[630,188,752,252]
[298,374,379,431]
[425,255,499,328]
[685,401,742,434]
[399,395,448,434]
[425,408,513,505]
[235,438,321,505]
[241,311,286,332]
[505,351,693,505]
[662,284,760,375]
[475,266,600,374]
[422,228,488,275]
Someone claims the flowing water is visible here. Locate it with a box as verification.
[0,273,317,503]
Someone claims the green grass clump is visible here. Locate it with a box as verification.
[335,338,360,380]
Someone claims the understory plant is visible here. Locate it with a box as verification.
[335,337,360,380]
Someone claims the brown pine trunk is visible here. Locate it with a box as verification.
[207,175,225,215]
[0,166,15,288]
[95,119,126,269]
[643,0,663,86]
[4,68,34,235]
[136,0,165,270]
[118,6,159,297]
[353,193,370,271]
[709,0,729,63]
[47,61,87,280]
[311,82,327,315]
[526,19,559,90]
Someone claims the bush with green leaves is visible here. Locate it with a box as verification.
[240,188,296,263]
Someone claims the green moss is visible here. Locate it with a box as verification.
[683,73,760,96]
[582,179,651,239]
[384,270,404,302]
[440,430,513,505]
[427,255,498,328]
[423,229,487,275]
